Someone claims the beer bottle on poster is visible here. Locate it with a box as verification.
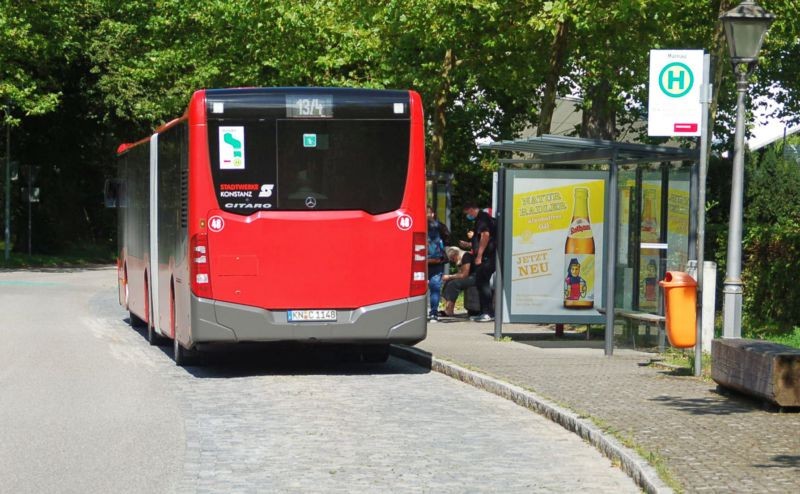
[564,187,595,309]
[640,189,659,310]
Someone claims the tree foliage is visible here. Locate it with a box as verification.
[3,0,800,332]
[0,0,75,123]
[742,140,800,331]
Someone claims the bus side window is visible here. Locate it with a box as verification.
[104,178,124,208]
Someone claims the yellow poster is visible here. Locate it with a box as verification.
[667,179,690,271]
[508,173,606,321]
[639,182,661,311]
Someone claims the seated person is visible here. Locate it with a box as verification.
[441,246,476,317]
[458,230,474,251]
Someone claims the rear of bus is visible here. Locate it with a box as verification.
[183,88,427,353]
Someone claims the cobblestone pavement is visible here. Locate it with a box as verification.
[1,269,638,493]
[168,356,638,494]
[411,320,800,493]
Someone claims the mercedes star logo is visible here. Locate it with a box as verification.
[305,196,317,208]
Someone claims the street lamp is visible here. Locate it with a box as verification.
[719,1,774,338]
[3,103,11,263]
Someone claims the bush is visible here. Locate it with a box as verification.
[743,223,800,332]
[742,142,800,333]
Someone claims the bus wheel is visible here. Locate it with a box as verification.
[172,293,199,366]
[173,337,198,367]
[147,318,165,346]
[171,292,186,364]
[173,337,187,366]
[361,344,390,364]
[146,290,165,346]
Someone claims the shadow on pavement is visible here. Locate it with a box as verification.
[754,455,800,469]
[502,331,641,351]
[179,346,432,379]
[649,394,759,416]
[123,317,432,379]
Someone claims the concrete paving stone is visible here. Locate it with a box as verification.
[409,321,800,493]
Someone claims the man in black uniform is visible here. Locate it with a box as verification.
[463,204,496,322]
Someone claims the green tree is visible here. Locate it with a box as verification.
[0,0,66,123]
[742,140,800,332]
[750,0,800,127]
[1,1,116,255]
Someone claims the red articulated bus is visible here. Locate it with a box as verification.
[114,87,428,365]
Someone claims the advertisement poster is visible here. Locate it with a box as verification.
[638,181,662,312]
[505,170,607,323]
[667,176,691,272]
[618,183,632,264]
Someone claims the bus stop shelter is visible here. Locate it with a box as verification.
[480,135,698,355]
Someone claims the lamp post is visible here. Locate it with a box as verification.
[719,1,774,338]
[3,104,10,263]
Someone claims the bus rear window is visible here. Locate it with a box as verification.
[208,119,410,214]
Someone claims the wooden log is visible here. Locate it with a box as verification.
[711,338,800,407]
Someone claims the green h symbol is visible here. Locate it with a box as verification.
[667,69,686,90]
[658,62,693,98]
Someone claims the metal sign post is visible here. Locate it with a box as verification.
[604,153,619,356]
[694,53,712,376]
[494,167,505,339]
[4,118,10,262]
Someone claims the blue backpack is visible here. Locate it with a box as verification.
[428,222,446,261]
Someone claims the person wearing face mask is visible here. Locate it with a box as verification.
[462,204,496,322]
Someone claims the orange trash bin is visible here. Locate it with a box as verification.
[658,271,697,348]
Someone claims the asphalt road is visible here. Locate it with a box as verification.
[0,267,638,493]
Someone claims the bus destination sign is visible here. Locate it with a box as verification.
[286,95,333,118]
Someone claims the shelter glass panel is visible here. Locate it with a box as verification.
[666,169,691,272]
[638,170,664,314]
[615,170,636,311]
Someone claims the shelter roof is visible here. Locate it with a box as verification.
[480,134,697,166]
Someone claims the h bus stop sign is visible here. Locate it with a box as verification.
[648,50,704,137]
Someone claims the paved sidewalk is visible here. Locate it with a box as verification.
[396,320,800,493]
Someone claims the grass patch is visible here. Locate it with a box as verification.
[573,324,606,338]
[0,247,115,269]
[760,327,800,349]
[656,348,713,380]
[590,417,683,493]
[744,323,800,350]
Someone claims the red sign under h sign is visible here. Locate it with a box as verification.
[674,123,699,133]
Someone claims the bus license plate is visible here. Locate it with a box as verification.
[288,310,337,322]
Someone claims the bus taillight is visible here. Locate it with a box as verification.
[191,233,213,298]
[411,231,427,296]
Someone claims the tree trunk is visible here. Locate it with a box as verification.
[428,48,456,177]
[538,20,570,137]
[580,78,616,140]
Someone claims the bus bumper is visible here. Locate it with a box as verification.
[190,295,427,346]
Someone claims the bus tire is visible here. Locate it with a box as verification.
[170,291,194,365]
[362,344,390,364]
[146,289,165,346]
[147,319,165,346]
[173,337,193,366]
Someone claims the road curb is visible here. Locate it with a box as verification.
[391,344,674,494]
